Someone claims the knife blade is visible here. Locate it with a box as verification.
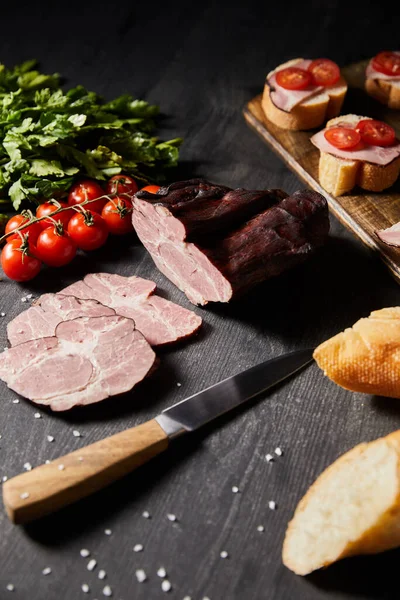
[3,348,314,524]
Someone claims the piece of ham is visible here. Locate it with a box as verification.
[267,59,323,112]
[376,222,400,247]
[0,315,156,411]
[366,52,400,81]
[311,129,400,166]
[60,273,202,346]
[7,294,115,346]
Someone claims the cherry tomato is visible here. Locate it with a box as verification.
[101,197,133,235]
[36,201,74,230]
[275,67,312,90]
[141,184,161,193]
[106,175,138,196]
[371,51,400,77]
[68,180,106,213]
[36,226,77,267]
[5,213,42,244]
[1,238,42,282]
[308,58,340,86]
[324,126,361,149]
[67,210,109,251]
[356,119,396,147]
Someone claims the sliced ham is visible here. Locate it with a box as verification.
[376,222,400,246]
[60,273,202,346]
[7,294,115,346]
[366,53,400,81]
[0,315,156,411]
[132,180,329,305]
[311,129,400,166]
[268,59,323,112]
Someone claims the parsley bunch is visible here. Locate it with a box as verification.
[0,60,182,210]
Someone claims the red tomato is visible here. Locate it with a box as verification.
[1,238,42,282]
[36,226,77,267]
[308,58,340,86]
[67,210,109,251]
[372,51,400,76]
[324,126,361,149]
[141,184,161,193]
[106,175,138,196]
[356,119,396,147]
[36,201,74,230]
[275,67,312,90]
[68,180,106,213]
[5,213,42,244]
[101,197,133,235]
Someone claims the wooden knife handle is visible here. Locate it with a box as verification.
[2,419,169,524]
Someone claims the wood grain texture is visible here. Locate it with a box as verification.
[1,2,400,600]
[244,60,400,284]
[3,419,169,524]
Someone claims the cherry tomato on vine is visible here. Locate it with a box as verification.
[356,119,396,147]
[101,197,133,235]
[1,238,42,282]
[141,184,161,193]
[68,180,106,213]
[67,210,109,251]
[35,225,77,267]
[371,51,400,77]
[308,59,340,87]
[5,213,42,244]
[36,201,75,230]
[106,175,138,196]
[275,67,312,90]
[324,126,361,149]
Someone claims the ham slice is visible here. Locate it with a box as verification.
[60,273,202,346]
[376,222,400,246]
[0,315,156,411]
[311,129,400,166]
[7,294,115,346]
[366,53,400,81]
[268,59,323,112]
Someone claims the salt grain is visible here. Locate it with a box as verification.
[58,464,65,471]
[220,550,228,559]
[268,501,277,510]
[161,580,172,592]
[167,513,176,522]
[21,298,27,303]
[6,583,14,591]
[23,462,32,471]
[87,559,97,571]
[183,597,192,600]
[0,312,5,317]
[177,382,181,387]
[265,454,274,462]
[274,447,283,456]
[133,544,143,552]
[232,486,239,493]
[102,586,112,597]
[45,460,51,465]
[135,569,147,583]
[73,430,81,437]
[98,570,106,580]
[104,529,112,536]
[80,549,90,558]
[12,399,19,404]
[20,492,29,499]
[2,476,8,482]
[26,294,33,299]
[78,457,84,462]
[42,567,51,576]
[257,525,265,532]
[157,567,167,578]
[82,583,90,593]
[47,435,54,442]
[34,413,41,419]
[142,511,150,519]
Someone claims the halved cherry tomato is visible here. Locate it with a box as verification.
[324,127,361,149]
[106,175,138,196]
[371,51,400,77]
[1,238,42,282]
[356,119,396,147]
[35,225,77,267]
[36,201,74,230]
[141,185,161,193]
[275,67,312,90]
[308,59,340,86]
[68,180,106,214]
[5,213,42,244]
[101,197,133,235]
[67,210,109,251]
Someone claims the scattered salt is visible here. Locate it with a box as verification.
[42,567,51,576]
[21,298,27,303]
[142,511,150,519]
[78,456,84,462]
[20,492,29,499]
[157,567,167,578]
[45,460,51,465]
[73,430,81,437]
[80,549,90,558]
[34,413,41,419]
[232,486,239,493]
[274,447,283,456]
[133,544,143,552]
[47,435,54,442]
[161,580,172,592]
[23,462,32,471]
[87,559,97,571]
[135,569,147,583]
[98,570,106,580]
[167,513,176,522]
[183,597,192,600]
[6,583,14,591]
[0,312,5,317]
[82,583,90,593]
[104,529,112,536]
[220,550,228,558]
[265,454,274,462]
[257,525,264,532]
[26,294,33,299]
[102,586,112,597]
[2,476,8,482]
[268,501,277,510]
[177,382,181,387]
[12,399,19,404]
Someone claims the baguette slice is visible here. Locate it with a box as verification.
[318,114,400,196]
[262,58,347,131]
[365,77,400,110]
[283,430,400,575]
[313,307,400,398]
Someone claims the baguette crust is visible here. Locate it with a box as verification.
[261,58,347,131]
[365,77,400,110]
[283,430,400,575]
[318,114,400,195]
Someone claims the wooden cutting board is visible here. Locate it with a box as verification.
[243,60,400,284]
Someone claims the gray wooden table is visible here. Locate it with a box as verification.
[1,2,400,599]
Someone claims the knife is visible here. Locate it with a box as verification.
[2,348,313,524]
